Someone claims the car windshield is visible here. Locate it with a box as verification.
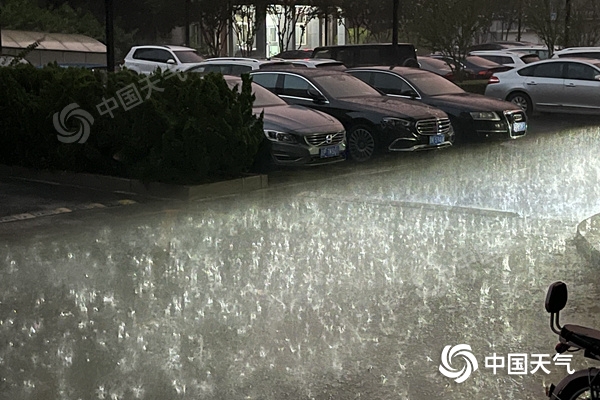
[403,72,464,96]
[174,51,204,63]
[227,80,287,107]
[185,65,205,73]
[312,73,381,98]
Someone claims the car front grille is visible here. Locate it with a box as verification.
[504,110,527,138]
[305,131,345,147]
[506,110,526,124]
[416,118,452,135]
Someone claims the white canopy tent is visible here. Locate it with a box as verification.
[1,29,106,67]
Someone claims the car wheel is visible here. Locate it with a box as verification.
[403,58,419,68]
[448,116,466,144]
[348,125,376,162]
[507,92,533,116]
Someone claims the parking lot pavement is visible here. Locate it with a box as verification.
[2,113,600,399]
[0,176,148,223]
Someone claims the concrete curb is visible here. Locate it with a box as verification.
[575,214,600,267]
[0,165,268,201]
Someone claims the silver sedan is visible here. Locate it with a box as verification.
[484,58,600,116]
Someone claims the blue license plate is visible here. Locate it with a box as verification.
[320,145,339,158]
[429,134,444,145]
[513,122,527,132]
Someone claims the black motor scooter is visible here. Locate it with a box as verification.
[545,281,600,399]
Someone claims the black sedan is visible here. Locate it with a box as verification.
[346,66,527,142]
[250,69,453,162]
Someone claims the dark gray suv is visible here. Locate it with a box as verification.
[311,44,418,68]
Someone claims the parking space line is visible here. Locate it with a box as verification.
[0,200,137,224]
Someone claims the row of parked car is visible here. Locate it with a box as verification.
[117,43,600,168]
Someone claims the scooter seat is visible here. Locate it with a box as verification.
[561,324,600,352]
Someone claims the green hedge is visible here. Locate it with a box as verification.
[0,65,264,184]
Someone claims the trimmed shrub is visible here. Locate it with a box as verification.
[0,65,264,184]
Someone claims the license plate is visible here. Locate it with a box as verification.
[320,145,339,158]
[429,134,444,145]
[513,122,527,132]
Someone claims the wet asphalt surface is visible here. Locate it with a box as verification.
[1,114,600,399]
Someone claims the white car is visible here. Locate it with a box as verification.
[122,45,204,75]
[468,50,539,68]
[552,47,600,60]
[184,57,293,75]
[505,46,553,60]
[286,59,346,69]
[484,58,600,116]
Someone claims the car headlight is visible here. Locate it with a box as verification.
[264,130,297,143]
[381,117,413,129]
[470,111,501,121]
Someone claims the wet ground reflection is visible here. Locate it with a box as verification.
[1,120,600,399]
[1,198,597,399]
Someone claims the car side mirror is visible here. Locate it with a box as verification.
[166,59,176,65]
[595,74,600,81]
[307,87,326,103]
[545,281,568,313]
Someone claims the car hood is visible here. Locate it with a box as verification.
[255,104,344,134]
[427,93,522,113]
[340,96,447,120]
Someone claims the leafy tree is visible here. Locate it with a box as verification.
[232,5,259,57]
[523,0,564,55]
[1,0,104,39]
[267,2,320,52]
[194,0,233,57]
[568,0,600,46]
[339,0,393,43]
[336,0,369,43]
[410,0,494,79]
[111,0,185,43]
[490,0,524,41]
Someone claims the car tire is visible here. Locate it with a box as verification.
[403,58,419,68]
[448,116,466,144]
[348,125,376,162]
[507,92,533,116]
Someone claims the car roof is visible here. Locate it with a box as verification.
[202,57,290,66]
[289,59,345,66]
[132,45,196,52]
[313,43,414,49]
[250,68,345,77]
[515,57,600,69]
[347,65,435,75]
[555,47,600,53]
[469,50,523,56]
[205,57,264,63]
[471,41,534,48]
